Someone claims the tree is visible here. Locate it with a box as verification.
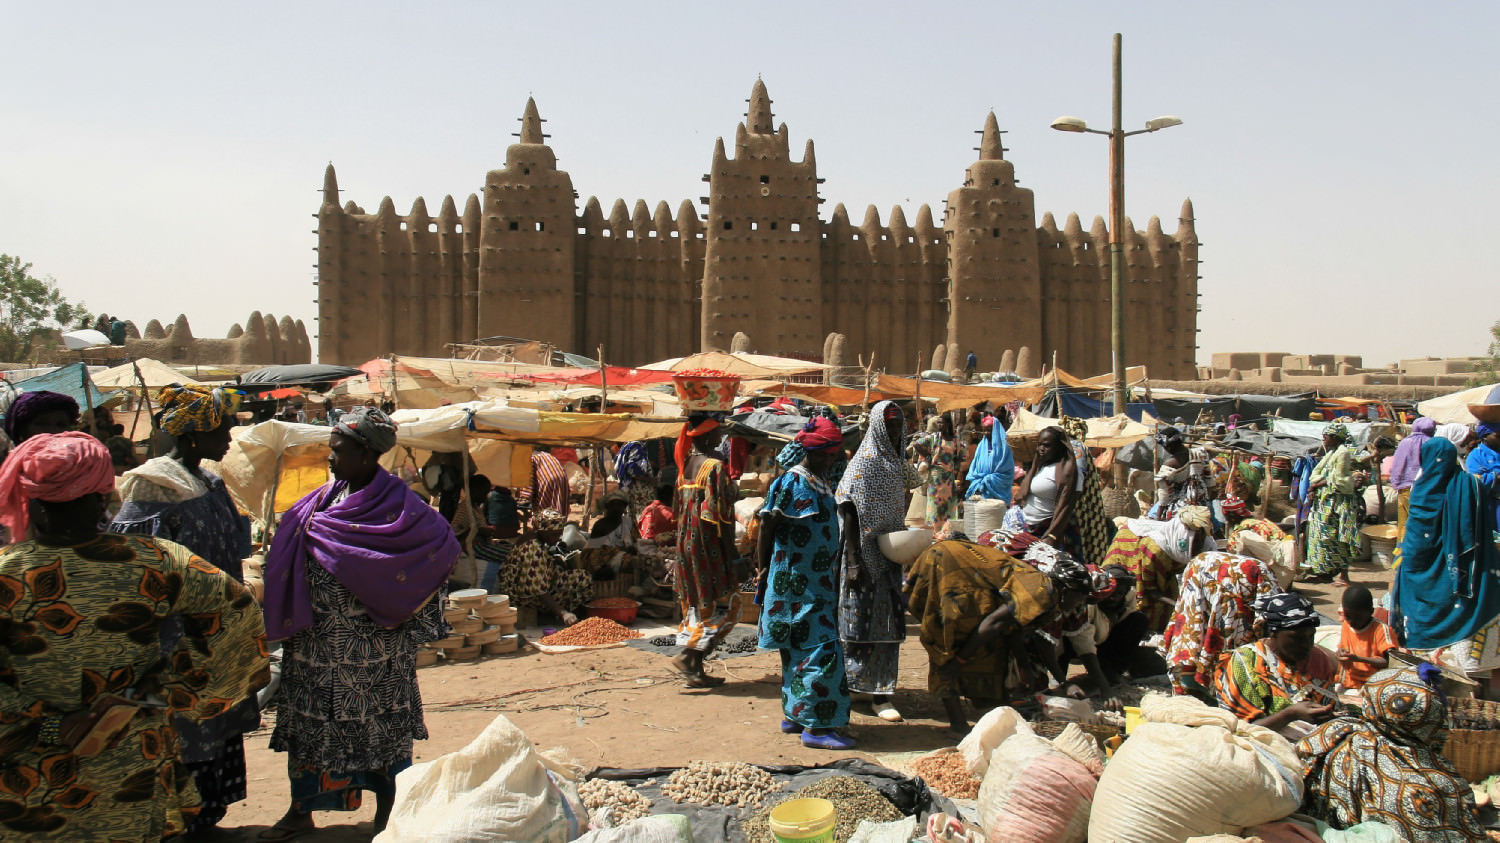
[1469,318,1500,387]
[0,254,91,364]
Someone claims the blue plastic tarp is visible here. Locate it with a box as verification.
[5,363,112,412]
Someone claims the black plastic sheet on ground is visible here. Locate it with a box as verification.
[585,758,953,842]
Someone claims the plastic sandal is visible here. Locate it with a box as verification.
[800,730,857,750]
[780,719,801,734]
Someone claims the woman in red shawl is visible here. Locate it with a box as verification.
[671,412,741,688]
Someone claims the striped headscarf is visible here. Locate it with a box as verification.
[0,431,117,538]
[157,384,243,436]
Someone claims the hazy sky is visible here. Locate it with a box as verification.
[4,2,1496,368]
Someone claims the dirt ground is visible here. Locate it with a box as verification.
[208,557,1396,842]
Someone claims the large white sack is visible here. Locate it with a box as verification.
[977,731,1096,843]
[957,705,1031,777]
[1088,694,1302,843]
[375,714,586,843]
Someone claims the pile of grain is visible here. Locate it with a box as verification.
[578,778,652,825]
[741,775,903,843]
[909,751,980,800]
[537,616,642,646]
[662,761,783,808]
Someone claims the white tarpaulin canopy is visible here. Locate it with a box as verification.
[61,329,111,350]
[93,358,201,390]
[1417,383,1500,425]
[1007,408,1155,448]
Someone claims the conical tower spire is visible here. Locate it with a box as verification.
[518,97,546,144]
[322,163,339,207]
[979,112,1006,160]
[746,77,774,135]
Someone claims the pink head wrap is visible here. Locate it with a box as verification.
[794,417,844,452]
[0,431,116,539]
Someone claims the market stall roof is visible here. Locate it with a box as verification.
[93,358,200,390]
[1012,365,1149,390]
[4,362,118,411]
[61,329,111,350]
[639,351,829,377]
[240,363,363,386]
[1417,383,1500,425]
[875,375,1045,412]
[1006,408,1154,448]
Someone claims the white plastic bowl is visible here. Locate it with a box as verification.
[879,528,935,566]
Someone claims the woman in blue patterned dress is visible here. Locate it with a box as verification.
[110,384,257,834]
[756,418,852,749]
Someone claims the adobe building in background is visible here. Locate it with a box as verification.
[315,81,1199,377]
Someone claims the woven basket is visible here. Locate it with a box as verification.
[1101,488,1139,520]
[1444,730,1500,783]
[1032,720,1122,749]
[1448,698,1500,729]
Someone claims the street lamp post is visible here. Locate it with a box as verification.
[1051,33,1181,417]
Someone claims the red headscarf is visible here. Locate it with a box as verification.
[0,431,117,539]
[674,417,721,477]
[1222,495,1250,517]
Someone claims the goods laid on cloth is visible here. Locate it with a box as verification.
[586,759,951,843]
[628,626,763,661]
[741,776,903,843]
[535,616,644,652]
[977,729,1099,843]
[1087,693,1303,843]
[663,761,784,808]
[579,778,656,826]
[373,713,586,843]
[908,749,980,800]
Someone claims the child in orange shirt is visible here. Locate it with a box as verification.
[1336,585,1397,690]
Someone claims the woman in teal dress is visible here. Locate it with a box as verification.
[756,417,853,750]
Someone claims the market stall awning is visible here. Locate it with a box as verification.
[1006,408,1154,448]
[93,358,201,390]
[4,362,118,411]
[1417,383,1500,425]
[518,366,677,387]
[874,375,1046,412]
[241,363,363,386]
[640,351,829,377]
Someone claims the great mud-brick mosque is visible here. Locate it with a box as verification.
[315,80,1199,378]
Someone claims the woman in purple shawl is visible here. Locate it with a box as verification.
[1389,417,1435,544]
[262,406,459,839]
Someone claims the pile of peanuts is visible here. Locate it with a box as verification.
[910,751,980,800]
[537,617,642,647]
[578,778,653,825]
[662,761,782,808]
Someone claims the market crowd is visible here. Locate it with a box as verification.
[1,380,1499,841]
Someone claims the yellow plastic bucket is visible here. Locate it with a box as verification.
[769,797,837,843]
[1124,706,1143,734]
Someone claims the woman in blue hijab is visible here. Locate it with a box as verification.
[964,411,1015,504]
[1394,437,1500,675]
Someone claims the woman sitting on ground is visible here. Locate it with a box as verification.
[498,509,594,626]
[636,482,676,544]
[1215,592,1337,733]
[1016,427,1078,556]
[1299,664,1485,841]
[1162,550,1283,703]
[1103,506,1217,631]
[904,539,1093,734]
[588,490,638,549]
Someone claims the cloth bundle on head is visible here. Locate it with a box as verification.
[1177,505,1213,531]
[334,405,399,454]
[674,412,722,475]
[1435,423,1472,446]
[1478,421,1500,438]
[795,416,843,452]
[1062,415,1087,443]
[2,390,79,443]
[156,384,243,436]
[1324,421,1350,442]
[1221,496,1250,517]
[1033,551,1093,595]
[534,509,567,532]
[0,431,116,539]
[1254,592,1319,632]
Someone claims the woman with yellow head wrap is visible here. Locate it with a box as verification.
[109,382,256,833]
